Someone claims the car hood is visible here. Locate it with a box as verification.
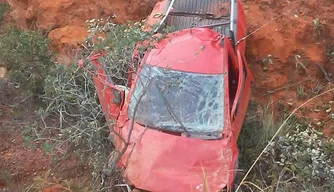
[115,120,235,192]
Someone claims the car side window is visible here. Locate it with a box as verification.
[234,54,248,117]
[229,48,248,122]
[228,54,239,110]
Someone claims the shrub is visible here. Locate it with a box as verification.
[0,2,10,24]
[41,63,111,177]
[263,125,334,186]
[0,27,54,96]
[238,102,334,191]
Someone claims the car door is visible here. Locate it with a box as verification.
[230,49,252,139]
[88,54,125,121]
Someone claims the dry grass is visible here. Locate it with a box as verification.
[236,88,334,192]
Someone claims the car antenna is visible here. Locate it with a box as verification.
[235,9,291,46]
[154,0,176,33]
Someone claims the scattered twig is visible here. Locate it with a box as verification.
[20,93,33,103]
[295,55,308,72]
[241,181,264,191]
[316,63,332,82]
[262,78,313,96]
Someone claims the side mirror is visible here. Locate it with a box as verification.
[111,88,125,106]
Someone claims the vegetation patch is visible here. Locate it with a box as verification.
[0,27,54,97]
[0,2,10,24]
[237,102,334,191]
[0,18,172,191]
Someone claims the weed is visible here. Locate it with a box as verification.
[296,84,307,99]
[237,101,297,190]
[262,55,274,71]
[238,101,291,162]
[313,18,322,37]
[327,45,334,64]
[311,82,323,96]
[22,124,38,149]
[41,141,57,154]
[0,2,10,24]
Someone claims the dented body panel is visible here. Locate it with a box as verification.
[87,0,252,191]
[118,121,234,192]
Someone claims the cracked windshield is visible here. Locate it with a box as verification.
[128,65,225,137]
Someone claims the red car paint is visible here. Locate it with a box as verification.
[86,0,253,191]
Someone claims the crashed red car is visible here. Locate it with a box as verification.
[87,0,253,191]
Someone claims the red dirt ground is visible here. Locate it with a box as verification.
[0,85,89,191]
[1,0,334,191]
[244,0,334,136]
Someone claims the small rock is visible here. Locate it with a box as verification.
[0,67,7,79]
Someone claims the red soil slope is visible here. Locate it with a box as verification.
[244,0,334,136]
[6,0,158,59]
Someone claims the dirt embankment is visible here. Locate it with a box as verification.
[244,0,334,136]
[5,0,158,62]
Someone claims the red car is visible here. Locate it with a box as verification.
[88,0,253,191]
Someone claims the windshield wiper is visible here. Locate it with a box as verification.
[155,84,189,136]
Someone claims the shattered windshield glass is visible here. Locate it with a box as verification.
[128,65,225,137]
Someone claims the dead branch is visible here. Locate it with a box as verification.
[155,84,189,135]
